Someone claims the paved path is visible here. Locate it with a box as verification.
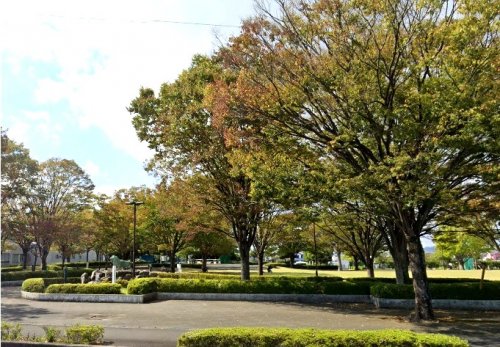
[2,287,499,346]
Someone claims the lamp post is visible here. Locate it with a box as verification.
[126,200,143,277]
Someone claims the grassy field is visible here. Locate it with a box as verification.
[188,267,500,281]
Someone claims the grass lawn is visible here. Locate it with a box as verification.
[185,267,500,281]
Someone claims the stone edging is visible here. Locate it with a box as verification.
[21,291,156,303]
[371,297,500,310]
[20,291,500,310]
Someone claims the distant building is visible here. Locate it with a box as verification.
[1,240,99,267]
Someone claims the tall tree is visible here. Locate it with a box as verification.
[1,132,39,268]
[223,0,498,320]
[30,159,94,270]
[129,56,264,280]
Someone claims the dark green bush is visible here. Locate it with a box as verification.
[22,278,45,293]
[177,328,468,347]
[427,278,488,283]
[151,272,241,280]
[371,282,500,300]
[65,324,104,345]
[1,268,93,281]
[127,278,158,294]
[21,278,82,293]
[347,277,397,284]
[46,283,121,294]
[127,277,369,295]
[0,266,24,273]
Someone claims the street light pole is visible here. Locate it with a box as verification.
[126,200,144,278]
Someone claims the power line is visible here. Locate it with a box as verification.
[44,14,242,28]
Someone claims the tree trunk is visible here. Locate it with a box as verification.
[169,251,176,273]
[257,251,264,276]
[22,249,29,270]
[384,225,410,284]
[62,255,65,267]
[289,254,295,268]
[201,254,208,272]
[239,242,251,281]
[40,247,49,271]
[366,258,375,278]
[353,256,360,271]
[337,250,342,271]
[407,235,434,321]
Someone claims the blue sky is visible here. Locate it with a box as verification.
[1,0,255,195]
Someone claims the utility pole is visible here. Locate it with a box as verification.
[126,200,144,277]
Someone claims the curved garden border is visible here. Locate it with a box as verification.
[20,291,500,310]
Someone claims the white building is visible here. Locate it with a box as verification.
[1,240,99,267]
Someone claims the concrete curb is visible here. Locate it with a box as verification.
[20,290,500,310]
[371,296,500,310]
[21,291,156,303]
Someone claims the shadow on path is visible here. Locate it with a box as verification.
[1,303,53,322]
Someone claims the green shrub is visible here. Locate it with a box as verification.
[22,277,83,292]
[127,278,158,294]
[116,279,129,288]
[1,322,23,341]
[46,283,121,294]
[347,277,397,284]
[371,282,500,300]
[127,277,369,295]
[22,278,45,293]
[177,328,468,347]
[1,267,94,281]
[151,272,241,280]
[0,266,24,273]
[43,326,62,343]
[65,324,104,345]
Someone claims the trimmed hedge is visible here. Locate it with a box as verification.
[127,278,369,295]
[65,324,104,344]
[0,266,24,273]
[46,283,121,294]
[22,277,82,293]
[22,278,45,293]
[1,268,93,281]
[177,328,468,347]
[371,282,500,300]
[150,272,241,280]
[347,277,397,284]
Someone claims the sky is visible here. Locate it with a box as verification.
[1,0,256,196]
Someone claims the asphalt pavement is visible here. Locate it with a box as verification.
[1,286,499,347]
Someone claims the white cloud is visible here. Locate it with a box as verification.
[2,0,254,163]
[83,160,100,177]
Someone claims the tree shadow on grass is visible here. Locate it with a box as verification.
[1,303,53,321]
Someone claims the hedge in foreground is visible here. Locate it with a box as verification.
[127,278,369,295]
[46,283,121,294]
[371,282,500,300]
[177,328,468,347]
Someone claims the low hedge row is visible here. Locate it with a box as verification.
[46,283,121,294]
[371,282,500,300]
[127,278,369,295]
[150,272,241,280]
[2,268,93,281]
[177,328,468,347]
[0,266,24,273]
[22,277,83,293]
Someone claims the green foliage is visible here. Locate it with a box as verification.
[22,278,45,293]
[1,322,104,345]
[2,268,93,281]
[65,324,104,345]
[177,328,468,347]
[127,277,368,295]
[151,272,241,280]
[127,278,158,294]
[0,266,24,272]
[46,283,121,294]
[371,282,500,300]
[347,278,397,284]
[43,327,62,343]
[116,279,129,288]
[1,322,23,341]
